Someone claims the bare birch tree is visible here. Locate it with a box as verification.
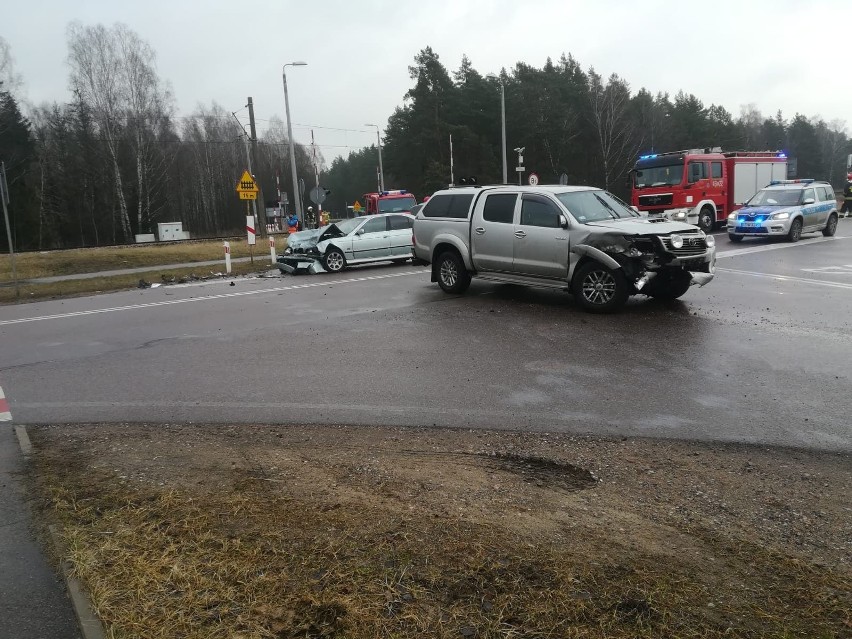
[587,70,637,190]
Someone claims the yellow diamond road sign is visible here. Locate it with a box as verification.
[353,200,362,213]
[236,170,259,198]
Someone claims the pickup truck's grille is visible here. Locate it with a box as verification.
[659,234,707,256]
[638,193,673,207]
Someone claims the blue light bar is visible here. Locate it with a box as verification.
[777,153,787,158]
[639,154,658,160]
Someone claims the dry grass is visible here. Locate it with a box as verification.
[0,237,286,282]
[0,261,272,304]
[28,425,851,639]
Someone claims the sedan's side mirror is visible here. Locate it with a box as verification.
[803,197,815,205]
[356,228,365,235]
[559,214,569,229]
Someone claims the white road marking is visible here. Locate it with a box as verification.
[717,268,852,291]
[0,270,429,326]
[802,265,852,274]
[716,235,849,259]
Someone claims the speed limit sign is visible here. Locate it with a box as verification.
[528,172,540,186]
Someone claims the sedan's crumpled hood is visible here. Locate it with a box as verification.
[584,218,699,235]
[286,224,345,250]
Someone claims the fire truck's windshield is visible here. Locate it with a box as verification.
[378,196,417,213]
[634,164,683,188]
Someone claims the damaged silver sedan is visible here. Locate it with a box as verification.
[277,213,415,275]
[412,185,715,313]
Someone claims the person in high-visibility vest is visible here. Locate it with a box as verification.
[320,210,330,226]
[286,213,299,234]
[842,172,852,217]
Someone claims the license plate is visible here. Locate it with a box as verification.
[740,221,756,227]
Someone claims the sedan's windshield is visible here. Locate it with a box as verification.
[378,196,417,213]
[556,190,640,223]
[633,164,684,188]
[335,218,362,234]
[747,189,802,207]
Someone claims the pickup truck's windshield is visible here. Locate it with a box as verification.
[556,190,640,223]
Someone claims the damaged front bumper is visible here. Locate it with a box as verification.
[276,255,326,275]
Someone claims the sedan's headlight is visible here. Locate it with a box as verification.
[727,213,736,221]
[772,212,790,220]
[670,234,684,249]
[705,234,715,248]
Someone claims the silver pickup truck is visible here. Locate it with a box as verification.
[412,185,715,313]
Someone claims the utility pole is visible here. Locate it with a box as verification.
[0,162,19,300]
[282,62,307,227]
[449,134,454,186]
[311,129,321,227]
[247,97,267,237]
[365,124,384,191]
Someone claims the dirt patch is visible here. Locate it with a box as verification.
[28,424,851,639]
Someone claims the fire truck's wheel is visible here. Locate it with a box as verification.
[822,213,838,237]
[322,248,346,272]
[787,218,803,243]
[728,234,743,243]
[697,207,715,233]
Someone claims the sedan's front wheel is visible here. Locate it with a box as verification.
[572,261,630,313]
[322,248,346,273]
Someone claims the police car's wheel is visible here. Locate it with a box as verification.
[728,234,743,243]
[698,207,714,233]
[322,248,346,272]
[788,218,803,243]
[822,213,838,237]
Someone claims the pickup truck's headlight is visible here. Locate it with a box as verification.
[772,212,790,220]
[705,235,715,248]
[670,234,684,249]
[727,213,736,221]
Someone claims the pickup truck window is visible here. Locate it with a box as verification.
[520,195,561,228]
[423,193,474,219]
[556,190,638,223]
[483,194,517,224]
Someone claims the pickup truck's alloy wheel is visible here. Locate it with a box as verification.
[323,249,346,272]
[573,262,629,313]
[436,251,471,294]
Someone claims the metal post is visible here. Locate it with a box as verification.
[449,134,454,186]
[312,129,320,227]
[500,82,507,184]
[282,63,307,226]
[366,124,384,192]
[0,162,18,300]
[247,97,266,237]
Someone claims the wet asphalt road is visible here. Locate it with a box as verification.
[1,227,851,452]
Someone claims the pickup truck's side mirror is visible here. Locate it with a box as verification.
[559,214,569,229]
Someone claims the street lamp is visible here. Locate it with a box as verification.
[282,61,307,225]
[487,74,508,184]
[365,123,385,192]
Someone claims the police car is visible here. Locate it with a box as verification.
[726,179,838,242]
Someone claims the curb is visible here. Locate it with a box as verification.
[15,425,107,639]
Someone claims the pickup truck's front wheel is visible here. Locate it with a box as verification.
[436,250,471,294]
[572,261,629,313]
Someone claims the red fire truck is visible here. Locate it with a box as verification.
[630,149,788,232]
[362,189,417,215]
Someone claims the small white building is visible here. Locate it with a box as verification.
[157,222,190,242]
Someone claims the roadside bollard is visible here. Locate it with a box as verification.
[269,235,276,265]
[223,241,232,274]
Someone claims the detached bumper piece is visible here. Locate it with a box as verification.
[276,256,326,275]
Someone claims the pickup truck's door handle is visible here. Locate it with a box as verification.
[474,227,486,235]
[514,230,527,238]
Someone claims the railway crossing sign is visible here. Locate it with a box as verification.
[236,170,258,200]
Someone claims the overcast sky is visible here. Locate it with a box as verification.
[4,0,850,160]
